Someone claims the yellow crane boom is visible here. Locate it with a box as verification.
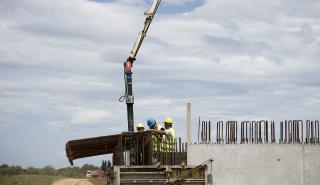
[120,0,162,132]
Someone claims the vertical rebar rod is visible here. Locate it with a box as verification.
[226,121,228,144]
[265,120,269,143]
[234,121,238,143]
[264,121,266,143]
[311,121,314,144]
[179,137,182,152]
[246,121,248,143]
[316,120,320,144]
[222,121,224,144]
[216,121,219,144]
[206,121,207,143]
[209,120,211,143]
[285,120,287,144]
[293,120,296,143]
[198,117,200,144]
[271,121,275,143]
[288,120,292,143]
[306,120,308,144]
[300,120,303,144]
[241,122,244,144]
[280,121,283,144]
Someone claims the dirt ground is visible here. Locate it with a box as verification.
[51,178,106,185]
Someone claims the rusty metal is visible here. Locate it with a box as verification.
[265,120,268,144]
[198,117,200,144]
[307,120,310,144]
[279,121,283,143]
[240,121,244,144]
[197,118,320,146]
[198,119,212,143]
[271,121,275,144]
[66,131,187,166]
[209,120,211,143]
[315,120,320,144]
[245,121,248,143]
[258,121,262,144]
[216,121,224,144]
[311,121,314,144]
[299,120,303,144]
[216,122,220,144]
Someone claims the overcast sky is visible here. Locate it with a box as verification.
[1,0,320,168]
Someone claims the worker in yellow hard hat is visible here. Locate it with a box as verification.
[162,117,176,152]
[136,123,145,132]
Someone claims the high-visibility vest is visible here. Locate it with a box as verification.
[152,126,164,152]
[162,127,176,152]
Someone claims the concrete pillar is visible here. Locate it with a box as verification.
[187,102,192,144]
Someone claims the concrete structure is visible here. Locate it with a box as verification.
[188,144,320,185]
[187,103,192,144]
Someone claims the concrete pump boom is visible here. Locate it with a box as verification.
[119,0,162,132]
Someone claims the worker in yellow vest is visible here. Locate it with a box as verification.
[147,118,164,152]
[162,117,176,152]
[147,118,166,163]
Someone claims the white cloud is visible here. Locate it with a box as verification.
[46,121,66,131]
[70,107,112,125]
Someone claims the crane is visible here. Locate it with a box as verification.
[119,0,162,132]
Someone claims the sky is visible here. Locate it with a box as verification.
[0,0,320,168]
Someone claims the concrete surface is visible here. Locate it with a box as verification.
[304,145,320,185]
[188,144,320,185]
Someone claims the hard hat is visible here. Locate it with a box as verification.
[164,117,173,124]
[136,123,145,128]
[147,118,156,127]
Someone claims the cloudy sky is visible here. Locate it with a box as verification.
[1,0,320,168]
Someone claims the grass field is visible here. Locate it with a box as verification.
[0,174,65,185]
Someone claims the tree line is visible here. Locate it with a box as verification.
[0,163,100,177]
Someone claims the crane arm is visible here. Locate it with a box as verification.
[120,0,162,132]
[128,0,162,60]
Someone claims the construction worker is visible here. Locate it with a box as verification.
[147,118,163,131]
[147,118,165,163]
[163,117,176,152]
[136,123,145,132]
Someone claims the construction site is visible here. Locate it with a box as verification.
[60,1,320,185]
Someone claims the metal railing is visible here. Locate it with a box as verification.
[114,131,187,166]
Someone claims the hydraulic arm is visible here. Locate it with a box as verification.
[119,0,162,132]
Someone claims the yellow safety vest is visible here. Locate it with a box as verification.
[152,126,164,152]
[162,127,176,152]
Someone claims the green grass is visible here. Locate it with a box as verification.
[0,175,64,185]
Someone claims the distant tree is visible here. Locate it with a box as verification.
[0,165,23,175]
[101,160,107,172]
[0,164,9,168]
[107,160,112,168]
[26,166,40,175]
[41,165,56,175]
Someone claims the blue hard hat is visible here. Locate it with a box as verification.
[147,118,156,127]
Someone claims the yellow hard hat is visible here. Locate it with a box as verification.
[136,123,145,128]
[164,117,173,124]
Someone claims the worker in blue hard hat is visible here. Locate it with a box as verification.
[147,118,164,131]
[147,118,165,161]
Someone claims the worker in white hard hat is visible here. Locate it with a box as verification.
[162,117,176,152]
[136,123,145,132]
